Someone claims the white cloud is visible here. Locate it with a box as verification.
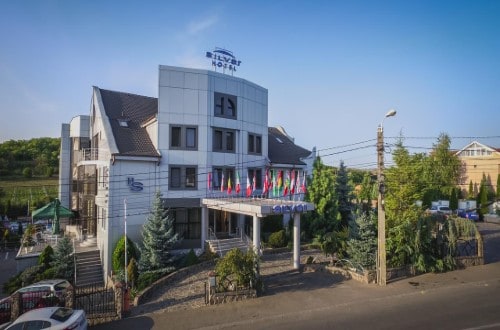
[186,15,218,35]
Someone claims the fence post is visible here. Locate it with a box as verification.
[11,292,21,321]
[65,285,75,309]
[114,282,123,319]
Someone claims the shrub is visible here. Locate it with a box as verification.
[20,265,44,286]
[127,258,139,288]
[38,245,54,267]
[112,235,139,272]
[215,248,260,291]
[182,249,199,268]
[3,273,22,294]
[268,230,287,248]
[22,167,32,178]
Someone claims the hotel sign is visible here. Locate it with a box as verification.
[272,204,308,214]
[206,48,241,73]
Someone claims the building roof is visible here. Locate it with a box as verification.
[98,88,160,157]
[268,126,312,166]
[455,140,500,157]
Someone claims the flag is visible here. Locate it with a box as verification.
[284,171,290,196]
[220,172,225,192]
[208,172,212,192]
[277,170,283,195]
[263,169,270,195]
[236,172,241,194]
[290,170,296,195]
[301,171,307,193]
[272,170,277,197]
[227,176,232,194]
[296,171,301,195]
[246,176,252,197]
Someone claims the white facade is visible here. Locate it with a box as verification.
[60,65,316,282]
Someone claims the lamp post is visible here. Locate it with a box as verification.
[377,109,396,286]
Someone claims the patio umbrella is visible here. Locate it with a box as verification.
[32,198,74,235]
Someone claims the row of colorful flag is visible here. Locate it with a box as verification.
[207,170,307,197]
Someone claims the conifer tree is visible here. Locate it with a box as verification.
[346,212,377,269]
[139,191,179,272]
[468,180,474,199]
[51,236,74,281]
[496,174,500,199]
[335,160,353,229]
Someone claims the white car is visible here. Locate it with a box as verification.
[3,307,87,330]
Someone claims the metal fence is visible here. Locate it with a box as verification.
[74,283,117,319]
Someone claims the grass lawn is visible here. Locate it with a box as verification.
[0,177,59,214]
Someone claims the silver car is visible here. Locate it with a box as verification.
[3,307,87,330]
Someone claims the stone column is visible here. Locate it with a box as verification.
[252,215,260,255]
[293,213,301,270]
[10,292,21,321]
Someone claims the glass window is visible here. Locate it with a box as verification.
[170,167,181,188]
[214,92,237,119]
[185,167,196,188]
[256,136,262,154]
[226,131,234,151]
[171,127,181,148]
[186,127,196,148]
[248,134,255,153]
[213,130,223,150]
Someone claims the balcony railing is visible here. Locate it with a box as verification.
[76,148,110,163]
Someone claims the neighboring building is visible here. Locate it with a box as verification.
[455,141,500,196]
[59,65,315,281]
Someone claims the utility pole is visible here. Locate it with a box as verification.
[377,109,396,286]
[377,125,387,286]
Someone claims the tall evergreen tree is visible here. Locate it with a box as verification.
[479,177,489,216]
[496,174,500,199]
[346,212,377,269]
[449,187,458,210]
[51,236,74,281]
[335,160,353,229]
[468,180,474,199]
[139,191,179,272]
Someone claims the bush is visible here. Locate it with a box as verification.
[268,230,287,248]
[112,235,140,272]
[22,167,32,178]
[39,245,54,267]
[20,265,44,286]
[3,273,22,294]
[127,258,139,288]
[182,249,199,268]
[215,248,260,291]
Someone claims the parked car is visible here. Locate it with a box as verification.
[457,209,480,221]
[0,279,71,322]
[2,307,87,330]
[428,206,452,215]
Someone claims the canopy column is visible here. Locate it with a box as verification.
[293,213,301,270]
[253,215,261,255]
[201,206,208,251]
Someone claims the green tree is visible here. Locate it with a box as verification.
[359,172,374,212]
[449,187,459,211]
[468,180,474,199]
[496,174,500,199]
[215,248,259,291]
[346,212,377,269]
[335,160,353,229]
[51,236,74,282]
[479,178,489,216]
[139,191,180,272]
[112,235,139,272]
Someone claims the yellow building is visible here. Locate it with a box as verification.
[455,141,500,196]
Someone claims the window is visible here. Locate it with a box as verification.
[170,125,198,150]
[212,167,235,190]
[248,168,262,189]
[169,166,197,190]
[172,208,201,239]
[213,128,236,153]
[248,133,262,154]
[214,92,237,119]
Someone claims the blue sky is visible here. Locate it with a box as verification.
[1,0,499,169]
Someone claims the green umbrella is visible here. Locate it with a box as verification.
[32,198,74,235]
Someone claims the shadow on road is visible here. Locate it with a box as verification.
[262,269,345,296]
[91,315,155,330]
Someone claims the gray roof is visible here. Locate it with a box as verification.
[268,127,311,166]
[98,88,160,157]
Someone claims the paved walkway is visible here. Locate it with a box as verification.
[130,249,326,316]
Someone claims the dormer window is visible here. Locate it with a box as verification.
[118,118,129,127]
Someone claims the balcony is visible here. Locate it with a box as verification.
[76,148,110,163]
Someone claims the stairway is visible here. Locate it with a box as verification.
[75,249,104,287]
[207,237,251,257]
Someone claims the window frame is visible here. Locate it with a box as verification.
[212,167,235,190]
[169,125,198,150]
[248,133,262,155]
[213,128,236,153]
[214,92,237,119]
[169,166,198,190]
[247,168,263,190]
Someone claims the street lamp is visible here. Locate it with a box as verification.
[377,109,396,286]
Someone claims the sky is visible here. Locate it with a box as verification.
[1,0,499,169]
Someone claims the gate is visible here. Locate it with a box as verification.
[74,283,117,319]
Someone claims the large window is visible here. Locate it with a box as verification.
[212,167,235,190]
[169,166,197,190]
[247,168,262,189]
[248,133,262,154]
[213,128,236,153]
[172,208,201,240]
[214,92,237,119]
[170,125,198,150]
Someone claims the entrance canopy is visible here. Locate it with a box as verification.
[201,197,315,270]
[201,197,315,217]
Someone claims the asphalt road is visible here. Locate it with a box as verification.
[0,249,18,299]
[91,222,500,330]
